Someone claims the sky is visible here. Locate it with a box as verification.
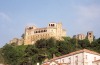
[0,0,100,47]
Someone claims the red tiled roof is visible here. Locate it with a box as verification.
[48,49,100,62]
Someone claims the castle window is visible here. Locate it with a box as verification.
[44,30,47,32]
[41,30,43,32]
[29,27,33,29]
[36,31,38,33]
[89,33,91,35]
[29,27,31,29]
[51,24,55,27]
[49,24,50,26]
[50,24,52,26]
[53,24,54,26]
[38,31,40,33]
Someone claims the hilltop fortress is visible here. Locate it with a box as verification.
[9,22,94,45]
[24,22,66,45]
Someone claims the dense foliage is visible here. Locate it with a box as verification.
[0,48,5,63]
[0,37,100,65]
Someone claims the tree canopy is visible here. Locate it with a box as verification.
[1,37,100,65]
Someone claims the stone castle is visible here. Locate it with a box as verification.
[24,22,66,45]
[9,38,23,45]
[9,22,94,45]
[73,31,94,43]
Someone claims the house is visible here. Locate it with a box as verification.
[42,49,100,65]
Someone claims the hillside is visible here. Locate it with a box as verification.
[1,37,100,65]
[0,48,4,63]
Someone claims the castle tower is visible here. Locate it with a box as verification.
[87,31,93,43]
[56,22,62,36]
[24,26,37,45]
[56,22,66,39]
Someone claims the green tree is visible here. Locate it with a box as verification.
[1,37,100,65]
[2,44,27,65]
[91,38,100,53]
[0,48,5,64]
[78,39,90,49]
[2,44,18,65]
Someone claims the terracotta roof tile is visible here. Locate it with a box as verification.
[48,49,100,62]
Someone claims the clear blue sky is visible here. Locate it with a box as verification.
[0,0,100,47]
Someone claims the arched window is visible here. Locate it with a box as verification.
[49,24,50,26]
[53,24,54,26]
[51,24,52,26]
[41,30,43,32]
[38,31,40,33]
[44,30,46,32]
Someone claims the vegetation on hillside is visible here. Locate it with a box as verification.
[0,37,100,65]
[0,48,5,63]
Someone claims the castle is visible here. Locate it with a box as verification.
[73,31,94,43]
[24,22,66,45]
[9,22,94,45]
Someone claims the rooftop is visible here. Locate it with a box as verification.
[47,49,100,62]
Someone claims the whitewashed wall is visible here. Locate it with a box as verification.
[84,52,100,65]
[42,51,100,65]
[54,52,84,65]
[50,52,100,65]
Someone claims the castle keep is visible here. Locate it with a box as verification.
[24,22,66,45]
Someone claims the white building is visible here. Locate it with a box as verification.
[92,60,100,65]
[42,49,100,65]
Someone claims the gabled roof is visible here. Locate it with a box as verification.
[47,49,100,62]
